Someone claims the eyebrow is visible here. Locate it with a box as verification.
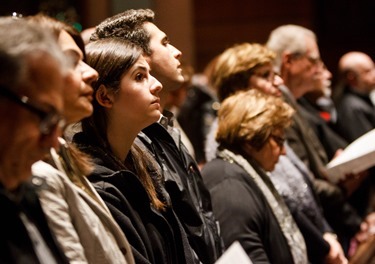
[161,34,169,43]
[138,65,149,71]
[130,64,149,75]
[64,49,83,60]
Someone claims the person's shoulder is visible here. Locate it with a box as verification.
[339,88,364,103]
[90,168,135,187]
[91,169,150,201]
[202,158,247,185]
[202,157,243,172]
[32,161,86,204]
[338,93,369,114]
[32,160,57,175]
[31,160,67,188]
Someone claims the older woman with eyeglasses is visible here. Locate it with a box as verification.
[28,14,134,264]
[205,42,283,162]
[201,89,309,264]
[204,42,347,264]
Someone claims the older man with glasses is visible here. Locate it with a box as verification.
[0,17,69,263]
[266,24,375,259]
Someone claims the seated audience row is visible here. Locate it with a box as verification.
[201,40,346,263]
[1,10,222,264]
[2,8,375,264]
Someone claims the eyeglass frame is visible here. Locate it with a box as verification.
[0,86,65,135]
[251,68,280,83]
[291,52,323,67]
[269,134,286,149]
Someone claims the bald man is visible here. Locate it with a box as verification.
[334,51,375,143]
[333,52,375,220]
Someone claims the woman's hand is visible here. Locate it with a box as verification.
[323,232,348,264]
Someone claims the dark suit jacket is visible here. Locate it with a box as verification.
[141,121,224,264]
[202,158,294,264]
[0,182,68,264]
[298,96,348,160]
[336,86,375,143]
[280,86,362,250]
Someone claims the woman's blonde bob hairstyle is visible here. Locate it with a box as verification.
[210,43,276,102]
[216,89,294,152]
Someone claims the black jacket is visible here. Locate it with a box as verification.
[281,86,362,251]
[177,84,218,164]
[298,96,348,160]
[201,158,295,264]
[73,132,195,264]
[0,182,68,264]
[140,120,224,264]
[335,86,375,143]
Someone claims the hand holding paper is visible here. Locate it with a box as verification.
[325,129,375,183]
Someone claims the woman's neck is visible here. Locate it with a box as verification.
[107,121,140,162]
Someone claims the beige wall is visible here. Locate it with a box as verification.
[154,0,195,68]
[81,0,110,28]
[81,0,195,68]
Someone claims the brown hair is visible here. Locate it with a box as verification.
[216,89,294,153]
[91,9,155,56]
[211,43,275,101]
[83,38,166,210]
[27,14,86,59]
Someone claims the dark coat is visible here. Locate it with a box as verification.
[201,158,294,264]
[298,95,375,219]
[272,152,332,263]
[334,87,375,217]
[73,132,194,264]
[140,121,224,264]
[177,84,218,164]
[0,182,68,264]
[335,86,375,143]
[280,86,362,251]
[298,96,348,160]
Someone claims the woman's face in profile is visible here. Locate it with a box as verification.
[246,128,286,171]
[248,62,283,97]
[57,30,98,124]
[110,55,163,131]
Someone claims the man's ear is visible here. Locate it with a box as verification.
[282,51,294,68]
[346,71,357,86]
[96,84,115,108]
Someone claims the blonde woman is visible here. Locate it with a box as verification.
[205,42,283,162]
[202,89,308,264]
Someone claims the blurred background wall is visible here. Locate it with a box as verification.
[2,0,375,83]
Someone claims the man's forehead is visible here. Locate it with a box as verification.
[344,55,374,72]
[306,37,320,55]
[143,22,166,39]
